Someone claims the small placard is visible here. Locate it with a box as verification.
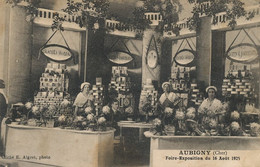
[41,44,73,62]
[107,51,133,64]
[174,49,195,66]
[226,43,258,63]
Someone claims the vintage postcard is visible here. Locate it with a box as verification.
[0,0,260,167]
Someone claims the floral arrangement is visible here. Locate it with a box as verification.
[102,105,110,115]
[10,99,113,131]
[55,103,110,131]
[141,95,157,123]
[149,100,259,137]
[230,111,240,121]
[186,107,196,120]
[187,0,255,30]
[62,0,110,30]
[125,106,134,115]
[150,118,166,136]
[165,107,174,117]
[133,0,182,35]
[5,0,41,22]
[151,105,199,136]
[250,123,260,137]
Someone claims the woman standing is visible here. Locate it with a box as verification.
[198,86,224,130]
[73,82,94,116]
[159,82,180,126]
[159,82,179,109]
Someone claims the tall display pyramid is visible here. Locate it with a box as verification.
[34,63,69,106]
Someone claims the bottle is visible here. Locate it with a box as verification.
[176,67,180,80]
[238,70,242,80]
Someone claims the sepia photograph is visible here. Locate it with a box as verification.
[0,0,260,166]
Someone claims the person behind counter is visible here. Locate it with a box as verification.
[73,82,94,117]
[198,86,224,130]
[109,100,125,126]
[158,82,180,126]
[0,79,7,155]
[106,99,125,136]
[159,82,180,109]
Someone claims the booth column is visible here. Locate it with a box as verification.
[142,29,162,89]
[196,16,212,87]
[1,5,33,104]
[211,31,226,97]
[0,2,9,88]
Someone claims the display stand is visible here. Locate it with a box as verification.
[144,131,260,167]
[5,124,115,167]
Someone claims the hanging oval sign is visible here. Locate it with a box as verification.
[147,50,158,69]
[226,43,259,63]
[107,51,133,64]
[174,49,196,66]
[41,44,73,62]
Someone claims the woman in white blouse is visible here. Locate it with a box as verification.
[198,86,223,130]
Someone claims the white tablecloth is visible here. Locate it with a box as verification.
[5,124,115,167]
[145,132,260,167]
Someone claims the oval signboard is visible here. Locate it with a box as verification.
[41,44,73,62]
[226,43,259,63]
[107,51,133,64]
[174,49,195,66]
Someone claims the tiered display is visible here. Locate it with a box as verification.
[139,79,158,114]
[171,66,191,92]
[222,65,255,98]
[109,66,133,109]
[92,77,104,114]
[109,66,131,93]
[171,65,202,106]
[190,83,204,106]
[34,63,69,106]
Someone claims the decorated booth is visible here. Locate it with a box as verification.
[2,1,260,167]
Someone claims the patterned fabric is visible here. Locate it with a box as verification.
[73,92,93,108]
[73,92,94,115]
[198,98,223,129]
[159,92,179,109]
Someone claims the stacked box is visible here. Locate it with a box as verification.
[222,65,254,98]
[34,63,69,106]
[139,79,158,112]
[171,79,189,92]
[222,79,254,97]
[92,77,104,113]
[176,93,189,107]
[171,66,193,80]
[190,83,203,106]
[109,66,134,111]
[111,66,128,77]
[118,93,133,108]
[171,65,202,106]
[109,66,131,93]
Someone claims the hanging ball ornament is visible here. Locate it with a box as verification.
[93,22,100,30]
[135,0,144,8]
[26,14,33,22]
[161,4,167,10]
[154,5,160,11]
[89,2,95,8]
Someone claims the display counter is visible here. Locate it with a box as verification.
[118,121,153,142]
[144,132,260,167]
[5,124,115,167]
